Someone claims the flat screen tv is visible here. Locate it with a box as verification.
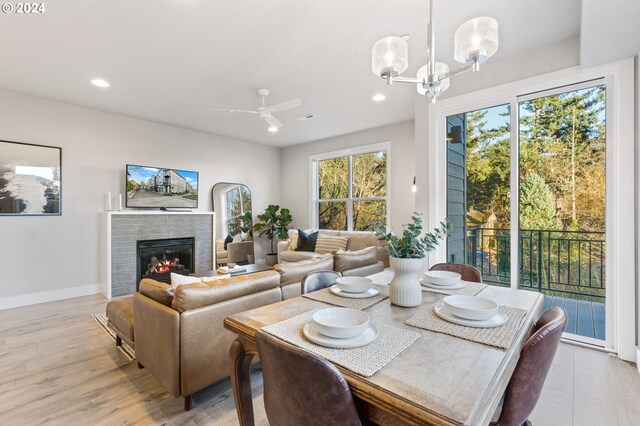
[126,164,199,209]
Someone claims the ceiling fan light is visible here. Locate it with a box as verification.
[268,126,278,133]
[372,36,409,78]
[416,62,450,96]
[454,17,499,64]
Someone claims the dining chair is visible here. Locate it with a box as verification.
[255,330,362,426]
[301,270,342,294]
[429,262,483,283]
[490,307,568,426]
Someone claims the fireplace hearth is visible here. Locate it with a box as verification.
[137,237,194,288]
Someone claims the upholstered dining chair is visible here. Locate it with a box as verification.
[490,307,568,426]
[429,262,483,283]
[255,330,362,426]
[301,270,342,294]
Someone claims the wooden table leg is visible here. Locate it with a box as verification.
[230,338,256,426]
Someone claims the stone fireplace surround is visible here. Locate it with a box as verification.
[102,211,214,298]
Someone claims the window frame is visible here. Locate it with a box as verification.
[310,142,391,231]
[425,59,636,359]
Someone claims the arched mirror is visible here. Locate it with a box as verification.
[212,183,254,266]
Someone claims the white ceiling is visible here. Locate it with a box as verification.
[0,0,580,147]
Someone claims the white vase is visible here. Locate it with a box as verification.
[389,257,423,307]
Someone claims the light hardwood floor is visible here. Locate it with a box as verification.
[0,294,638,425]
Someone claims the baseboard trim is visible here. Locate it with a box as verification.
[0,284,102,310]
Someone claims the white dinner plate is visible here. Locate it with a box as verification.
[434,301,507,328]
[419,277,466,290]
[330,285,380,299]
[303,322,379,349]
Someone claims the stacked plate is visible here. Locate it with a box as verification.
[434,295,507,328]
[330,277,380,299]
[420,271,466,290]
[303,307,379,348]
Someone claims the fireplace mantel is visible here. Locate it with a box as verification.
[101,211,215,298]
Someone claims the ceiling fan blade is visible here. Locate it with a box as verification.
[262,114,283,129]
[268,98,302,113]
[209,108,258,114]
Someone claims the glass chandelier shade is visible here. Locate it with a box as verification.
[371,36,409,78]
[454,17,499,64]
[416,62,450,95]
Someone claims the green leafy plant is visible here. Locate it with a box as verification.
[253,205,293,254]
[375,212,452,259]
[239,211,253,235]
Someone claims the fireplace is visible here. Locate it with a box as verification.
[136,237,194,289]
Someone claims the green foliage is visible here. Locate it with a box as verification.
[464,86,606,232]
[253,205,293,254]
[375,213,452,259]
[519,173,558,230]
[317,151,387,230]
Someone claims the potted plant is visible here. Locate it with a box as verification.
[376,213,451,307]
[253,204,293,266]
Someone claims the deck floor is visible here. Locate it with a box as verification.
[541,294,605,340]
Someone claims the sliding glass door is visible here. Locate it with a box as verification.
[445,80,607,344]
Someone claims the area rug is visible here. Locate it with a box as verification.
[92,313,136,362]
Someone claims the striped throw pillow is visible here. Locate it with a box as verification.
[314,234,349,254]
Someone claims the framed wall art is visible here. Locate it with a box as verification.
[0,140,61,216]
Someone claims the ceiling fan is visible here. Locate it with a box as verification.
[209,89,302,132]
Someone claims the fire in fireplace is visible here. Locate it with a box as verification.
[137,237,194,288]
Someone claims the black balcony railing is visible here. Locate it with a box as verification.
[466,227,606,301]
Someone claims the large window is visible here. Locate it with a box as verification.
[312,145,389,231]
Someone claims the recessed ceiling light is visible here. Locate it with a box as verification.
[268,126,279,133]
[91,78,110,88]
[372,93,386,102]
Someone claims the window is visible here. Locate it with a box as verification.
[224,185,251,235]
[312,144,389,231]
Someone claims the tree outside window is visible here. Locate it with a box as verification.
[315,150,388,231]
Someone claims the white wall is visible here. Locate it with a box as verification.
[581,0,640,69]
[636,54,640,353]
[280,121,415,232]
[0,89,280,306]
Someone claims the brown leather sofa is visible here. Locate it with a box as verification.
[273,251,385,300]
[133,271,282,410]
[277,229,389,268]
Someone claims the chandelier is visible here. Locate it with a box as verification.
[371,0,499,102]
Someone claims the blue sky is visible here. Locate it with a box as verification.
[128,165,198,189]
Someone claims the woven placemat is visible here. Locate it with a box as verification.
[302,285,389,310]
[405,305,527,349]
[420,280,487,296]
[263,310,420,377]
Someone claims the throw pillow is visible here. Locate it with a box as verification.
[288,228,314,251]
[232,233,242,243]
[333,246,378,273]
[240,232,251,241]
[224,234,233,249]
[170,272,201,288]
[314,234,349,254]
[295,229,319,252]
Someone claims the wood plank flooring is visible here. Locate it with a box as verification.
[0,294,638,425]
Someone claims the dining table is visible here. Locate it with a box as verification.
[223,270,544,426]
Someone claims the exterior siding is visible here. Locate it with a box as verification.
[446,114,466,264]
